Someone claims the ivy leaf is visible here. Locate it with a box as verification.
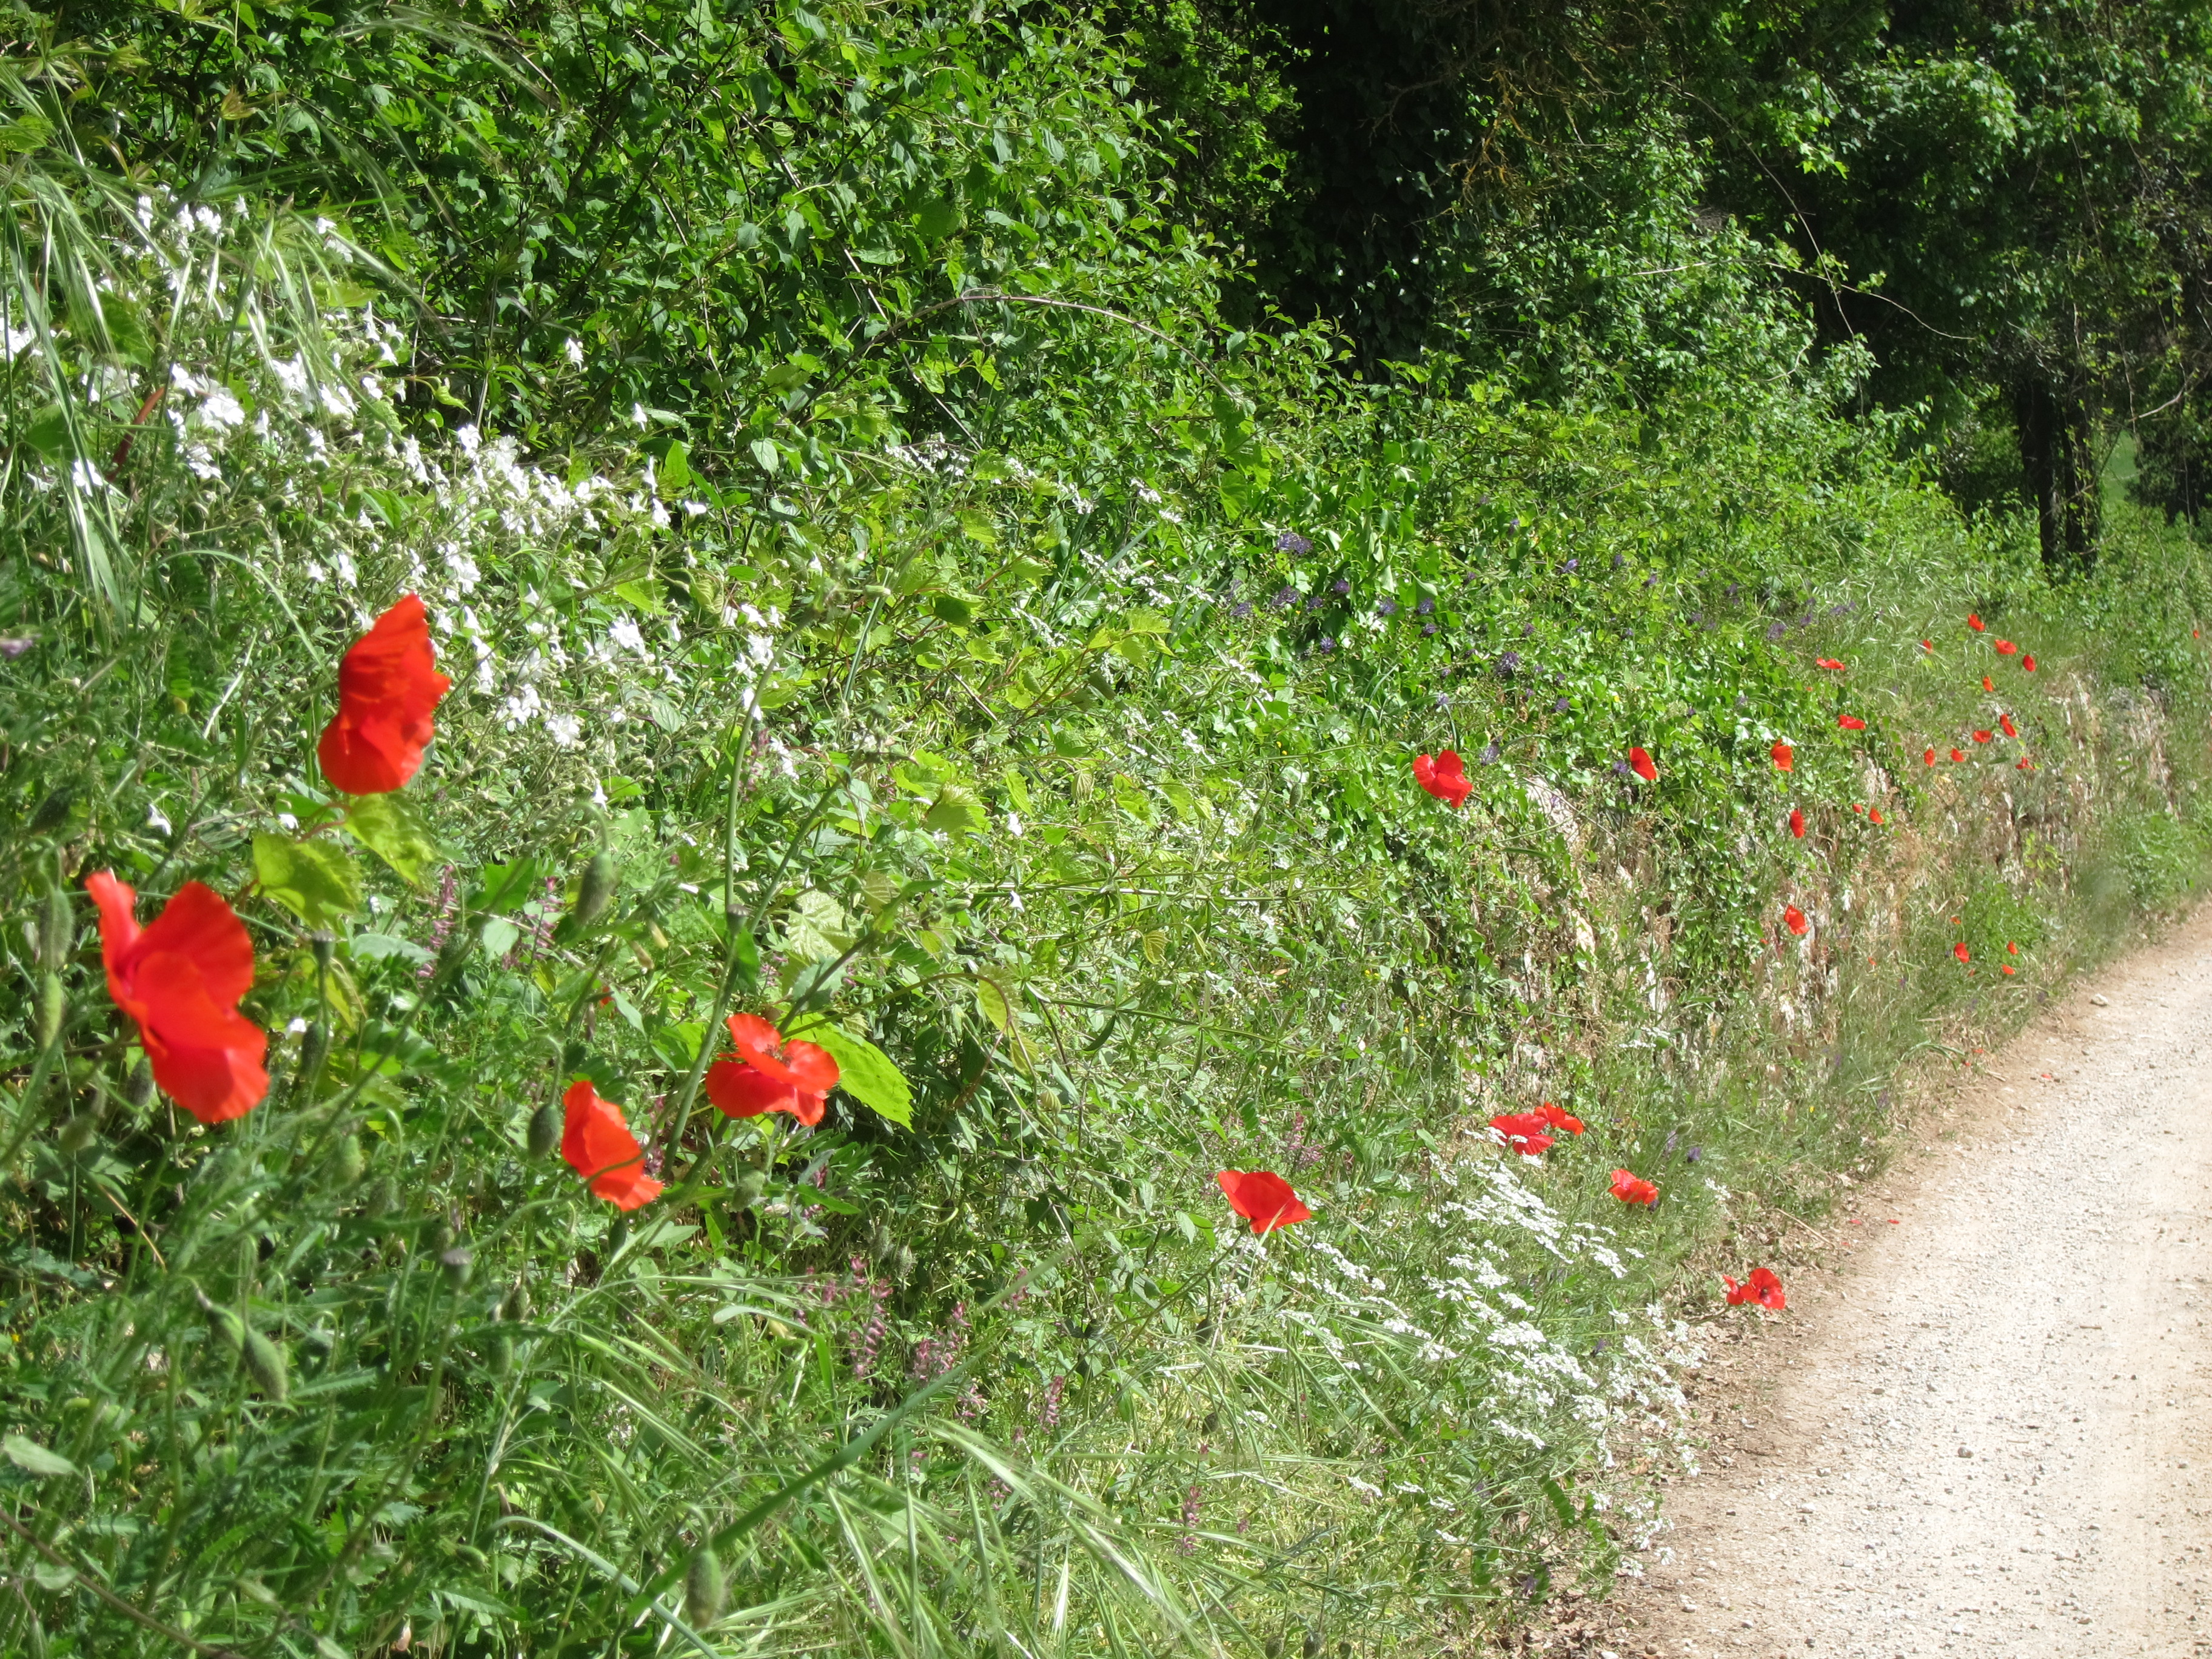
[790,1021,911,1128]
[253,834,361,930]
[343,793,439,886]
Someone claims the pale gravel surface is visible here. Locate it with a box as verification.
[1600,909,2212,1659]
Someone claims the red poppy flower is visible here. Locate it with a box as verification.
[1869,809,1885,825]
[1771,740,1794,772]
[1837,715,1866,731]
[1815,658,1846,672]
[1789,808,1806,838]
[2007,941,2018,954]
[1972,730,1992,744]
[2000,713,2017,737]
[705,1013,840,1125]
[1981,676,1995,692]
[1724,1268,1786,1309]
[1489,1111,1554,1156]
[1949,748,1965,763]
[317,595,452,795]
[1954,942,1971,963]
[1216,1169,1311,1235]
[1537,1101,1584,1135]
[1994,640,2019,655]
[561,1079,662,1210]
[1923,746,1936,766]
[2016,756,2034,771]
[1784,903,1809,936]
[1920,639,1934,651]
[2001,964,2016,976]
[1852,802,1865,814]
[1412,749,1473,808]
[2022,654,2036,672]
[87,872,269,1125]
[1629,746,1658,782]
[1968,613,1986,632]
[1609,1168,1658,1206]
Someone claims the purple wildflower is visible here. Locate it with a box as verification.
[1178,1483,1202,1555]
[1317,635,1336,651]
[1480,741,1500,763]
[1684,1144,1703,1164]
[1274,531,1311,555]
[1496,651,1521,675]
[1421,622,1438,637]
[1331,578,1349,595]
[1376,597,1399,616]
[1612,759,1631,776]
[1563,558,1578,572]
[1415,597,1435,615]
[1765,620,1787,641]
[1521,622,1535,637]
[1551,697,1569,713]
[1230,602,1252,619]
[0,637,32,659]
[1612,552,1625,569]
[1041,1374,1067,1429]
[1643,574,1658,588]
[1270,586,1298,608]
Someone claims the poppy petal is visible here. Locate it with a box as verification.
[1771,740,1794,772]
[1789,808,1806,838]
[318,594,452,796]
[1215,1170,1311,1235]
[705,1059,797,1118]
[1629,746,1658,782]
[1784,903,1809,936]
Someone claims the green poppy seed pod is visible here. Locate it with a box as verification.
[241,1329,288,1403]
[36,888,71,971]
[572,851,618,931]
[732,1171,766,1210]
[489,1331,514,1378]
[1265,1641,1283,1659]
[1302,1635,1321,1659]
[125,1059,155,1111]
[310,933,335,974]
[35,974,63,1048]
[329,1133,365,1187]
[683,1545,728,1630]
[526,1099,560,1160]
[429,1219,458,1255]
[440,1247,474,1289]
[500,1282,530,1324]
[56,1109,99,1156]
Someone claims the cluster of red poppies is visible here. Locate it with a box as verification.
[85,595,452,1126]
[80,594,843,1217]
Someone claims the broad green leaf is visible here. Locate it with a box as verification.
[791,1022,911,1128]
[4,1433,75,1478]
[659,439,691,494]
[914,196,964,242]
[343,792,438,885]
[974,974,1013,1034]
[253,834,361,930]
[923,785,987,837]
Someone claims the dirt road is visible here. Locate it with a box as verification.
[1601,911,2212,1659]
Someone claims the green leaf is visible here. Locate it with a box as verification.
[914,196,964,242]
[974,974,1013,1034]
[4,1433,75,1478]
[659,440,691,494]
[0,114,53,155]
[923,785,987,837]
[343,793,439,886]
[253,834,361,930]
[790,1022,911,1128]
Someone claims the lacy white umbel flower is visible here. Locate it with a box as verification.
[565,337,585,367]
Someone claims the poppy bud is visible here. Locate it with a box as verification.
[36,888,72,971]
[56,1108,101,1156]
[489,1332,514,1378]
[869,1218,896,1262]
[526,1099,560,1159]
[1304,1635,1322,1659]
[35,973,64,1048]
[290,1021,330,1105]
[204,1299,246,1353]
[27,788,72,836]
[329,1132,366,1187]
[125,1059,155,1111]
[1267,1641,1284,1659]
[310,932,336,974]
[242,1328,289,1403]
[500,1282,531,1324]
[572,851,618,931]
[733,1170,768,1210]
[440,1247,474,1289]
[365,1175,399,1218]
[684,1545,728,1629]
[893,1244,916,1283]
[429,1219,458,1255]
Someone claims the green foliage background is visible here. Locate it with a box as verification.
[2,2,2211,1656]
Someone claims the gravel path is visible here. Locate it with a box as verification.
[1601,911,2212,1659]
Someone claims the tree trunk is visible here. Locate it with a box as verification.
[2014,374,2100,572]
